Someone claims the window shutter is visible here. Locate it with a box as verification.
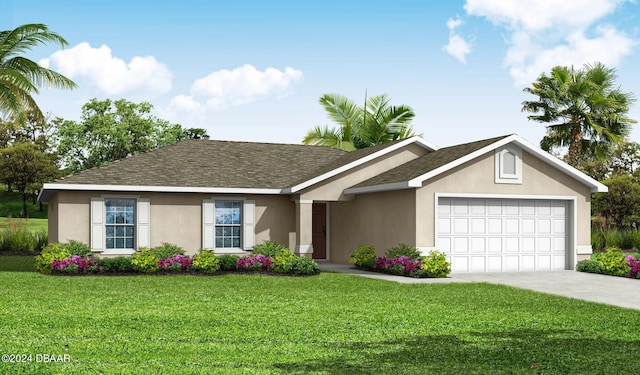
[202,200,215,249]
[243,200,255,250]
[137,198,150,249]
[90,197,104,251]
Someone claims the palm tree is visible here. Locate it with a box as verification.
[303,93,416,151]
[0,24,77,126]
[522,62,636,168]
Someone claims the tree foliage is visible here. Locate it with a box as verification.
[592,175,640,228]
[303,93,416,151]
[0,23,77,126]
[54,98,209,173]
[0,142,59,217]
[581,141,640,181]
[522,62,635,168]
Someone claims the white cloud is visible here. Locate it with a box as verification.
[39,42,173,95]
[184,64,303,110]
[168,94,203,112]
[459,0,635,85]
[444,17,472,63]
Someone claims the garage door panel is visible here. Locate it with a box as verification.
[438,198,568,272]
[470,256,485,272]
[538,255,551,270]
[471,237,485,252]
[454,218,469,234]
[471,218,485,234]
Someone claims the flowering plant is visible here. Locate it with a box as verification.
[626,256,640,278]
[374,255,421,275]
[158,254,192,272]
[237,254,272,271]
[51,255,100,274]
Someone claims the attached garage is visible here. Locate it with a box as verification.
[437,197,571,273]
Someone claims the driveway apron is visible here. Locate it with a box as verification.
[319,263,640,310]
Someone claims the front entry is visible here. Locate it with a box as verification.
[312,203,327,259]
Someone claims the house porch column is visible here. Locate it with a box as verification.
[295,200,314,258]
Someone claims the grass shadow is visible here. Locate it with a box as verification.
[0,256,35,272]
[274,329,640,374]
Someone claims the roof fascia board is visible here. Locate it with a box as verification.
[39,183,283,199]
[343,181,411,195]
[286,136,438,194]
[508,136,608,193]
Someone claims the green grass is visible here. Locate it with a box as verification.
[0,273,639,374]
[0,256,35,272]
[0,187,47,219]
[0,217,48,234]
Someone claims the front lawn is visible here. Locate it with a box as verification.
[0,273,639,374]
[0,256,34,272]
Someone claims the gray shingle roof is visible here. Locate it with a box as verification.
[53,140,347,189]
[350,135,511,188]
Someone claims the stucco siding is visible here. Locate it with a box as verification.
[47,194,59,243]
[330,189,416,264]
[415,150,592,250]
[48,191,295,255]
[300,143,427,201]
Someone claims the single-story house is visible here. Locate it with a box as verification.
[38,134,607,272]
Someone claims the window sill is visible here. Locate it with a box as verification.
[93,249,136,256]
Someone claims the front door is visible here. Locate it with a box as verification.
[312,203,327,259]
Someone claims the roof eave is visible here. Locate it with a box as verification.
[405,134,607,193]
[38,183,284,202]
[288,136,438,193]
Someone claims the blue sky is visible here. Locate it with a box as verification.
[6,0,640,147]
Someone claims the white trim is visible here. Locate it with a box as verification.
[576,245,593,255]
[296,244,314,254]
[96,194,141,255]
[343,134,608,194]
[434,192,579,271]
[344,182,411,195]
[39,184,281,202]
[495,146,522,184]
[284,136,437,193]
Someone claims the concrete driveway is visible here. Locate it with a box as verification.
[319,263,640,310]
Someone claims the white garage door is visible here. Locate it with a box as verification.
[437,198,568,272]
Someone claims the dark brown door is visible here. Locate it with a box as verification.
[312,203,327,259]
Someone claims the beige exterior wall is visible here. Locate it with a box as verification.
[330,189,416,264]
[300,143,427,201]
[415,149,593,251]
[49,191,295,256]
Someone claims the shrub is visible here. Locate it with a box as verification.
[131,247,159,273]
[218,255,239,271]
[151,243,186,259]
[280,256,320,276]
[158,254,192,272]
[0,218,36,252]
[386,244,422,260]
[420,251,451,278]
[237,254,271,271]
[349,244,376,270]
[98,257,134,273]
[591,230,605,251]
[272,249,296,273]
[576,259,605,274]
[594,248,628,276]
[191,250,220,273]
[252,241,287,257]
[35,243,71,274]
[64,240,93,257]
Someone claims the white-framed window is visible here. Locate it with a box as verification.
[91,196,150,255]
[203,198,255,252]
[215,201,242,248]
[105,198,135,249]
[495,146,522,184]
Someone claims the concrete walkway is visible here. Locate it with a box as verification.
[318,262,640,310]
